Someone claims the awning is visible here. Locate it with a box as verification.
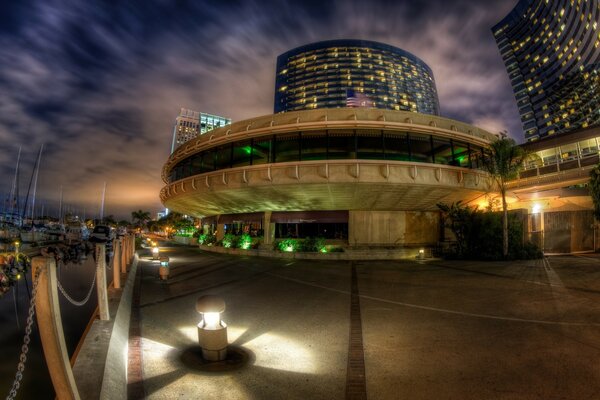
[218,212,264,224]
[201,216,218,225]
[270,211,348,224]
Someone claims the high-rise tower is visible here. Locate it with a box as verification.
[171,108,231,152]
[274,39,440,115]
[493,0,600,141]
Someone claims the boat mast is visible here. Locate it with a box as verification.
[21,145,44,223]
[99,182,106,222]
[58,186,63,223]
[8,147,21,225]
[30,144,44,222]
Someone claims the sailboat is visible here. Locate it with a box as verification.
[20,145,48,244]
[0,148,23,249]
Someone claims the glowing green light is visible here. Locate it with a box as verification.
[243,146,252,155]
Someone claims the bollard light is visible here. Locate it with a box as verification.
[196,295,228,361]
[159,256,169,280]
[417,248,425,260]
[14,241,20,256]
[152,246,160,260]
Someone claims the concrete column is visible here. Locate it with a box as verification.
[348,210,357,247]
[113,239,121,289]
[32,257,81,400]
[95,244,109,321]
[263,211,272,245]
[130,234,135,258]
[120,239,127,274]
[216,223,225,241]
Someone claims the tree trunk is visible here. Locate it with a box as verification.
[501,188,508,259]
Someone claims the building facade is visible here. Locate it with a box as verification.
[171,108,231,152]
[507,125,600,253]
[492,0,600,141]
[161,108,496,250]
[274,40,440,115]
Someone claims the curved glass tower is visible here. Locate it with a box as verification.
[493,0,600,141]
[274,39,440,115]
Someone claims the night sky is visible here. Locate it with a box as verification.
[0,0,522,219]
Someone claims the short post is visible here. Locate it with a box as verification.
[130,234,136,258]
[159,256,169,280]
[32,257,81,400]
[120,239,127,274]
[113,239,122,289]
[196,295,228,361]
[95,244,110,321]
[152,244,160,260]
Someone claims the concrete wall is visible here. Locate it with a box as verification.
[349,210,440,246]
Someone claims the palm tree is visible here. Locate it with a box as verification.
[131,210,151,229]
[590,163,600,221]
[482,137,529,259]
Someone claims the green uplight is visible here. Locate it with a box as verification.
[243,146,252,155]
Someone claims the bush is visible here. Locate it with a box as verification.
[222,234,239,249]
[198,233,217,245]
[439,202,542,260]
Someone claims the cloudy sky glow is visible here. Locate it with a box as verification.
[0,0,521,218]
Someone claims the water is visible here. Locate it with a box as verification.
[0,246,107,399]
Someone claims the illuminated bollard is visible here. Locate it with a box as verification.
[14,241,20,256]
[417,248,425,260]
[152,245,159,260]
[159,256,169,280]
[196,295,228,361]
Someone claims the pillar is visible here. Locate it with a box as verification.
[113,239,121,289]
[32,257,81,400]
[95,244,109,321]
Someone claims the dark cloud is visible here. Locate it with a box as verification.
[0,0,522,218]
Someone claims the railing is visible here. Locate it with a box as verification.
[509,152,600,188]
[1,235,136,400]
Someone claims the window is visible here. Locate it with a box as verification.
[275,133,300,162]
[328,130,355,159]
[232,140,252,168]
[301,131,328,160]
[408,133,432,163]
[357,130,383,159]
[383,132,410,161]
[252,138,272,165]
[431,137,454,165]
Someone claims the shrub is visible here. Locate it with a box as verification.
[198,233,216,246]
[438,202,542,260]
[222,234,239,249]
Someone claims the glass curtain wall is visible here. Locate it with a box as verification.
[169,130,486,182]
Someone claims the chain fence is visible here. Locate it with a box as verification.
[5,269,41,400]
[57,269,97,307]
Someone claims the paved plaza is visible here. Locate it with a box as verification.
[131,244,600,399]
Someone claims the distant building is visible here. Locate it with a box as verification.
[274,39,440,115]
[171,108,231,152]
[492,0,600,141]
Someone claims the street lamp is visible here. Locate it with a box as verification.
[196,295,228,361]
[159,256,169,280]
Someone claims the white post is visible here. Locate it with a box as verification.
[32,257,81,400]
[96,244,109,321]
[113,239,122,287]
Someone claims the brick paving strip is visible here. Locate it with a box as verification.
[346,262,368,400]
[127,263,146,399]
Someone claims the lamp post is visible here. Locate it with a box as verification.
[159,256,169,280]
[196,295,228,361]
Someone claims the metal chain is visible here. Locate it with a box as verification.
[6,270,41,400]
[57,269,97,307]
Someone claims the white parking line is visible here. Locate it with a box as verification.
[266,271,600,327]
